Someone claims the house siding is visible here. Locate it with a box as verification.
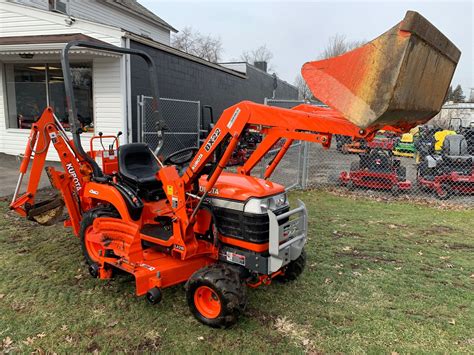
[0,4,123,45]
[8,0,171,44]
[129,40,298,141]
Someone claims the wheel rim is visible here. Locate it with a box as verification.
[194,286,221,319]
[84,225,104,262]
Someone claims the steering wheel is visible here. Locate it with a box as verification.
[163,147,199,166]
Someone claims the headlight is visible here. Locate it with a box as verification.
[244,193,288,214]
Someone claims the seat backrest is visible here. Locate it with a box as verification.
[118,143,158,181]
[442,134,468,156]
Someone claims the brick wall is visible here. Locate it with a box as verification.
[129,40,298,141]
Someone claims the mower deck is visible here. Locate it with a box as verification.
[99,250,214,296]
[340,170,411,191]
[418,172,474,198]
[393,150,415,158]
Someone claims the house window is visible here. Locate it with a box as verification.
[5,63,93,130]
[48,0,68,15]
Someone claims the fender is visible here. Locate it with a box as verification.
[84,182,142,222]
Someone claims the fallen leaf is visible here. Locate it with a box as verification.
[449,319,456,325]
[65,336,73,344]
[0,294,5,299]
[197,336,204,341]
[2,336,13,348]
[74,274,83,280]
[324,278,332,284]
[36,333,46,339]
[22,337,35,346]
[342,246,352,251]
[61,325,68,331]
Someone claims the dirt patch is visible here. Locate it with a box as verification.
[273,316,321,354]
[331,230,363,239]
[421,225,459,236]
[246,307,278,326]
[444,243,474,250]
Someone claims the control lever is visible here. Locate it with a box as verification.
[98,132,106,151]
[110,131,122,152]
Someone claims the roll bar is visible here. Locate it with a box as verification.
[61,40,164,178]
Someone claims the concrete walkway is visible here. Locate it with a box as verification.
[0,153,62,198]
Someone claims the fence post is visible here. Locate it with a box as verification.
[136,95,141,143]
[300,141,309,189]
[196,101,201,148]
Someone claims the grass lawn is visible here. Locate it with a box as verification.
[0,190,473,353]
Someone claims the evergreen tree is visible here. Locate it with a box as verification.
[451,84,465,103]
[444,85,453,102]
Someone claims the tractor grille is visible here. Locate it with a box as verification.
[213,205,290,244]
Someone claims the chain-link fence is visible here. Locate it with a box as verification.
[138,95,200,158]
[266,100,474,205]
[138,95,473,205]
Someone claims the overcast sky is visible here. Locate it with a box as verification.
[141,0,473,96]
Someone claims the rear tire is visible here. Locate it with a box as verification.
[276,249,306,282]
[397,166,407,181]
[185,264,247,328]
[436,183,451,200]
[79,207,119,266]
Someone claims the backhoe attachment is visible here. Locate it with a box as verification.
[302,11,461,129]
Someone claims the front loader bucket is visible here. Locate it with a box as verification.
[302,11,461,129]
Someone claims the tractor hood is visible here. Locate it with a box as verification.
[198,172,285,201]
[302,11,461,130]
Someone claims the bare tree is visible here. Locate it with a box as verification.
[319,34,365,59]
[171,26,223,63]
[294,74,312,100]
[240,44,275,71]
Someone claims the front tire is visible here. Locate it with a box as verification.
[185,264,247,328]
[79,207,119,266]
[276,249,306,282]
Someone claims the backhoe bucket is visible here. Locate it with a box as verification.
[302,11,461,129]
[27,196,64,226]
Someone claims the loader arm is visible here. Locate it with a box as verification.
[182,100,395,194]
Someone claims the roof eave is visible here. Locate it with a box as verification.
[105,2,177,33]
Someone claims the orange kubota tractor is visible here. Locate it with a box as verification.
[10,11,459,327]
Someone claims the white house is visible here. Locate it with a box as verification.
[0,0,176,160]
[0,1,299,161]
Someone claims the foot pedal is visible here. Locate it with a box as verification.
[141,224,173,241]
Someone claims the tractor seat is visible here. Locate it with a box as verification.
[442,135,472,161]
[118,143,164,200]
